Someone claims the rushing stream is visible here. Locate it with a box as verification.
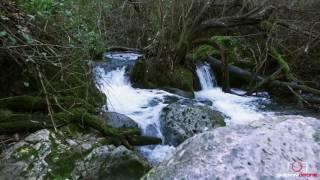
[94,51,302,165]
[195,63,271,125]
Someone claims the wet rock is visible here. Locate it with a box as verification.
[161,87,195,98]
[143,115,320,180]
[0,129,150,180]
[160,100,225,146]
[72,145,150,180]
[145,123,160,137]
[0,129,66,180]
[103,112,139,129]
[91,51,141,75]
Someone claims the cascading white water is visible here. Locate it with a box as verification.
[92,52,317,176]
[195,64,270,125]
[196,63,217,89]
[95,52,176,164]
[94,52,271,164]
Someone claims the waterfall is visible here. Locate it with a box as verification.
[92,52,314,168]
[196,63,217,90]
[94,52,176,165]
[94,53,270,164]
[195,63,270,125]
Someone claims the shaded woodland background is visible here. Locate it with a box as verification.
[1,0,320,149]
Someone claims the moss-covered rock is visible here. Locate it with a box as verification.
[160,99,225,146]
[72,145,150,180]
[131,60,195,92]
[0,129,151,180]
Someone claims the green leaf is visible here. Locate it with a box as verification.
[21,32,33,45]
[0,31,7,37]
[8,36,17,45]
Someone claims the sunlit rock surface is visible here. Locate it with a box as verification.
[143,116,320,180]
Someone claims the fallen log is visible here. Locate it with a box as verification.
[246,68,283,95]
[301,95,320,104]
[206,56,320,97]
[0,96,96,113]
[107,46,141,53]
[207,56,263,85]
[0,109,162,147]
[196,6,275,33]
[128,135,162,146]
[269,81,320,96]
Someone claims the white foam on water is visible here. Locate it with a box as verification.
[139,145,176,166]
[94,53,272,164]
[95,66,176,163]
[196,89,268,125]
[195,64,270,125]
[196,63,217,89]
[105,52,143,61]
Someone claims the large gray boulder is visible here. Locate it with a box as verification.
[0,129,150,180]
[160,100,225,146]
[144,115,320,180]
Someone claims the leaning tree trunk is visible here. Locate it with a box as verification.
[165,4,275,92]
[174,5,275,64]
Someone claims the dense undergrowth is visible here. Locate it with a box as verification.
[1,0,320,150]
[124,0,320,110]
[0,0,145,149]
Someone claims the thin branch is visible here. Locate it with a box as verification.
[36,65,57,132]
[197,5,275,32]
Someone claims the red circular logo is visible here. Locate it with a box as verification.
[290,161,304,172]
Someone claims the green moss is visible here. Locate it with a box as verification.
[45,133,86,180]
[215,115,226,127]
[271,48,290,74]
[170,67,194,92]
[204,108,226,127]
[0,95,97,113]
[99,155,150,180]
[192,36,247,66]
[97,137,112,146]
[12,146,38,161]
[131,60,194,92]
[192,45,218,60]
[59,123,83,137]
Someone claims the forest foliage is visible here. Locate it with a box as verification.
[0,0,320,147]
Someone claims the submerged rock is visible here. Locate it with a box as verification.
[103,112,139,129]
[0,129,150,180]
[161,87,195,99]
[143,115,320,180]
[160,100,225,146]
